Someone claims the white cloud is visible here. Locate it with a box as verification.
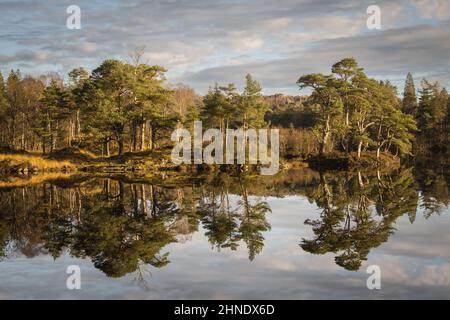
[79,42,97,53]
[412,0,450,20]
[0,0,449,94]
[34,50,50,61]
[284,15,362,43]
[229,32,264,52]
[265,17,292,30]
[418,264,450,285]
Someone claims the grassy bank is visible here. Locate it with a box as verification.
[0,146,403,177]
[0,153,74,174]
[0,147,175,174]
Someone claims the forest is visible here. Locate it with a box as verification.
[0,56,449,169]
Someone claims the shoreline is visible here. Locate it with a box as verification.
[0,147,403,179]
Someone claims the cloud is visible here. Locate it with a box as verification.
[412,0,450,20]
[264,17,292,30]
[177,21,450,94]
[282,15,363,44]
[229,32,264,52]
[0,50,51,63]
[0,0,449,94]
[418,264,450,285]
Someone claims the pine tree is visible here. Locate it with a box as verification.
[417,80,434,130]
[0,72,8,146]
[68,67,89,144]
[6,70,23,148]
[402,72,418,116]
[240,74,268,129]
[372,81,416,158]
[430,88,448,148]
[201,84,229,131]
[90,60,132,155]
[416,80,448,150]
[297,73,343,155]
[446,97,450,148]
[39,80,63,152]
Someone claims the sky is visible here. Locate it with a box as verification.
[1,0,450,95]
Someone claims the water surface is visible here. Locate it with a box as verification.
[0,167,449,299]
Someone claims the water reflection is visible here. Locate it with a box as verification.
[0,165,448,280]
[300,169,419,270]
[198,175,271,260]
[0,173,273,277]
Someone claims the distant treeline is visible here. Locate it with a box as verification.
[0,55,448,158]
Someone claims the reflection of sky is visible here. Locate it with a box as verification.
[0,195,449,299]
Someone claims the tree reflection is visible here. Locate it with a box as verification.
[237,179,271,261]
[0,164,448,278]
[197,174,271,260]
[0,179,181,278]
[414,160,450,218]
[301,169,420,270]
[0,173,273,277]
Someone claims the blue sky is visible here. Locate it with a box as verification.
[1,0,449,94]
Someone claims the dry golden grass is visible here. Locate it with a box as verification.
[0,153,74,170]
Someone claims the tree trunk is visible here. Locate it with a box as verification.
[357,140,363,158]
[104,179,110,198]
[76,188,82,223]
[320,141,327,155]
[10,116,16,149]
[140,121,146,151]
[118,137,124,155]
[119,181,124,202]
[31,134,35,151]
[103,139,110,157]
[68,119,73,147]
[52,121,58,151]
[132,122,137,152]
[21,113,25,150]
[75,109,81,141]
[148,124,153,151]
[320,116,330,156]
[141,184,147,215]
[151,128,156,150]
[358,171,364,188]
[132,184,138,216]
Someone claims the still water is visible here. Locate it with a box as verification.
[0,167,449,299]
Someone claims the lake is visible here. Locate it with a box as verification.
[0,166,449,299]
